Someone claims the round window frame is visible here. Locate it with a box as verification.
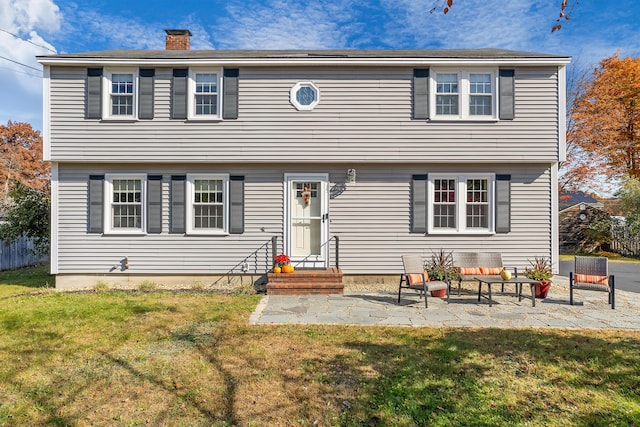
[290,81,320,111]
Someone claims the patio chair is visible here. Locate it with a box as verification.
[398,254,449,308]
[570,256,615,309]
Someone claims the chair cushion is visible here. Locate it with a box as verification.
[574,274,608,286]
[459,267,482,276]
[480,267,503,275]
[407,273,427,286]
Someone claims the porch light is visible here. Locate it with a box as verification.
[347,169,356,184]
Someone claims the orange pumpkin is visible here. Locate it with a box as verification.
[283,265,295,273]
[273,266,281,273]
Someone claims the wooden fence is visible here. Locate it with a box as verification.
[0,237,48,271]
[610,224,640,258]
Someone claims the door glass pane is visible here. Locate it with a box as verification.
[291,181,322,258]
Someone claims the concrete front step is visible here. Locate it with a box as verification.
[266,268,344,295]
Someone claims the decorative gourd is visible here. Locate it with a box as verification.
[283,265,295,273]
[500,269,512,280]
[273,266,281,273]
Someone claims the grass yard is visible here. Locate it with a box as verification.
[1,267,640,426]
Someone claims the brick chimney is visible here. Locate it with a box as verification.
[165,29,192,50]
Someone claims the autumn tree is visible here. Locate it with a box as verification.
[617,177,640,233]
[559,61,595,192]
[0,120,49,202]
[566,54,640,189]
[0,182,50,256]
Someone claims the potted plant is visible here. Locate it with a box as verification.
[524,256,553,298]
[274,253,293,273]
[424,249,455,297]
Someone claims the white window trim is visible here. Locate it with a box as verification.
[188,68,223,121]
[104,174,146,235]
[427,173,495,234]
[186,173,229,235]
[290,81,320,111]
[429,69,498,121]
[102,68,138,120]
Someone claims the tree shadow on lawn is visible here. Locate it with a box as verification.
[328,328,640,426]
[0,264,53,289]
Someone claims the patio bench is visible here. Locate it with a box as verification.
[452,252,517,296]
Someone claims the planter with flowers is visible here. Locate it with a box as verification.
[524,256,553,298]
[424,249,455,297]
[274,254,294,273]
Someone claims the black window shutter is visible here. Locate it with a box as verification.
[413,69,429,120]
[86,68,103,119]
[88,175,104,233]
[411,174,428,233]
[495,174,511,233]
[499,69,515,120]
[229,175,244,234]
[139,68,155,119]
[223,68,239,120]
[147,175,162,233]
[172,69,188,120]
[170,175,186,233]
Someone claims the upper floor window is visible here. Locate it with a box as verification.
[435,73,459,115]
[102,69,137,120]
[290,81,320,111]
[431,69,497,120]
[104,174,146,234]
[188,69,222,120]
[186,174,229,234]
[428,174,494,234]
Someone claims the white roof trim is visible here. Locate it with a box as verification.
[37,57,572,67]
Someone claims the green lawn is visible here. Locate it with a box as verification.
[1,266,640,426]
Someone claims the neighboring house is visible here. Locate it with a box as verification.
[559,191,610,253]
[37,30,570,289]
[559,191,604,212]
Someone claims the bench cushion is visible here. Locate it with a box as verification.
[480,267,503,275]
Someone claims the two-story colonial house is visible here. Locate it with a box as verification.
[38,30,570,290]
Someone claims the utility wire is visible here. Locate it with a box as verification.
[0,65,41,78]
[0,55,41,72]
[0,28,57,53]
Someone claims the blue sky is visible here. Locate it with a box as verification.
[1,0,639,132]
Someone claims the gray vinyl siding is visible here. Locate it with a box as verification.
[55,163,551,275]
[48,66,559,163]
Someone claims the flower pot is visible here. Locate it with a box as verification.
[273,266,281,273]
[534,280,551,298]
[430,289,446,297]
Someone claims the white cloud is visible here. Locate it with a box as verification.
[214,0,354,49]
[0,0,61,130]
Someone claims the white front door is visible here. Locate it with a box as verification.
[285,174,329,268]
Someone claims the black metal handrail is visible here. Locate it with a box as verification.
[271,235,340,269]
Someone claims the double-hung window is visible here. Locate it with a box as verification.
[431,69,497,120]
[105,174,146,234]
[103,69,137,119]
[428,174,494,234]
[435,73,459,116]
[188,69,222,120]
[186,174,229,234]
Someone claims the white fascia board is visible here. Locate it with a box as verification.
[42,65,51,161]
[558,64,567,162]
[550,162,559,275]
[37,57,572,67]
[50,162,59,275]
